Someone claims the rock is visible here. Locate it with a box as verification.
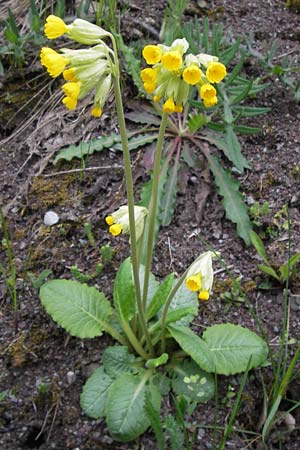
[44,211,59,226]
[66,371,76,385]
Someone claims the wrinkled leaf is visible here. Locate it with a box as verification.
[146,273,174,321]
[40,280,113,338]
[114,134,157,151]
[168,324,214,373]
[202,323,268,375]
[103,346,137,378]
[80,367,113,418]
[208,156,252,245]
[172,359,215,403]
[225,125,252,172]
[53,134,121,164]
[106,373,161,442]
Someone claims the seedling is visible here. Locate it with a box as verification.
[250,230,300,284]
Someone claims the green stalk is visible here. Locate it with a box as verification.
[160,268,189,353]
[142,112,168,309]
[110,39,153,355]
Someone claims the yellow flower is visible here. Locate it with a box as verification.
[44,15,69,39]
[62,82,81,99]
[144,82,156,94]
[105,215,114,225]
[182,64,202,85]
[141,68,157,84]
[161,51,182,71]
[63,68,77,81]
[91,106,102,117]
[199,290,210,301]
[206,62,227,83]
[163,98,175,113]
[186,273,202,292]
[106,205,148,241]
[62,96,77,110]
[174,104,183,113]
[109,224,122,236]
[142,45,162,65]
[40,47,69,78]
[203,96,218,108]
[153,94,161,102]
[200,83,217,101]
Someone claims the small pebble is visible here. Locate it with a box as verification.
[44,211,59,226]
[67,371,76,385]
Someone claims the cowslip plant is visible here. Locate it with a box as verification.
[39,16,268,443]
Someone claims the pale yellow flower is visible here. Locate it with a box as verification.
[142,45,162,65]
[44,15,69,39]
[206,62,227,83]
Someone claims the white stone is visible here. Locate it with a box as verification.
[44,211,59,226]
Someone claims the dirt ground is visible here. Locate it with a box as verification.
[1,0,300,449]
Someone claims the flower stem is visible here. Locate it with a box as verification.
[112,73,153,356]
[142,112,168,309]
[160,268,189,353]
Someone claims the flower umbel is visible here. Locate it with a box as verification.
[140,38,227,112]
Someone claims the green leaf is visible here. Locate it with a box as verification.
[80,367,113,418]
[250,230,269,263]
[103,346,137,378]
[165,414,184,450]
[208,156,252,245]
[233,106,271,117]
[202,324,268,375]
[172,359,215,403]
[40,280,113,338]
[113,257,136,322]
[168,324,214,373]
[106,373,161,442]
[258,264,280,281]
[230,79,253,105]
[125,110,161,126]
[144,391,165,450]
[114,134,157,151]
[146,353,169,369]
[188,113,208,133]
[0,390,8,402]
[289,253,300,267]
[225,125,252,172]
[233,125,262,135]
[146,272,174,321]
[224,54,245,86]
[116,35,143,91]
[53,134,121,163]
[161,282,198,326]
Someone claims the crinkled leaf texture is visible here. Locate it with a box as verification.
[172,359,215,403]
[106,372,161,442]
[40,280,113,338]
[103,346,137,378]
[202,323,268,375]
[159,281,198,326]
[80,367,113,419]
[168,323,268,375]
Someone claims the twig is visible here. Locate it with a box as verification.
[43,165,123,177]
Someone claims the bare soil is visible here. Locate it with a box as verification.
[1,1,300,449]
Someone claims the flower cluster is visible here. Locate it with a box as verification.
[185,251,216,301]
[141,38,226,113]
[105,206,148,241]
[40,15,114,117]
